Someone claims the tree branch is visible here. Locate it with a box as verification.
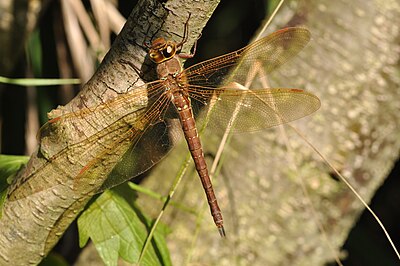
[0,0,219,264]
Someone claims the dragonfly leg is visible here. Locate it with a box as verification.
[178,33,202,60]
[176,13,191,48]
[176,13,202,59]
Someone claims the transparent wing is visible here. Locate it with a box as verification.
[189,86,320,132]
[9,81,178,199]
[183,27,311,88]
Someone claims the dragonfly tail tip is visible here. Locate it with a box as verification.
[218,226,226,238]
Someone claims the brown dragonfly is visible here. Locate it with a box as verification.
[140,25,319,237]
[10,21,320,237]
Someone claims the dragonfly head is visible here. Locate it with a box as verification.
[148,37,177,64]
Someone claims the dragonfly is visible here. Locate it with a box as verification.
[9,18,320,237]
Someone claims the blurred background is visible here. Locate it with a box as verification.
[0,0,399,265]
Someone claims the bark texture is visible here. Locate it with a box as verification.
[0,0,219,265]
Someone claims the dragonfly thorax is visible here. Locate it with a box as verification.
[155,56,183,79]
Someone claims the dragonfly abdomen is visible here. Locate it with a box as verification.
[172,92,225,236]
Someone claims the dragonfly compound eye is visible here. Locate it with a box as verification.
[149,50,165,63]
[162,45,176,59]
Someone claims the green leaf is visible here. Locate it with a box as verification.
[78,189,171,266]
[0,155,29,192]
[0,190,7,218]
[0,155,29,218]
[26,29,42,76]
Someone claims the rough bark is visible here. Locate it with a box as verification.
[0,0,219,265]
[135,0,400,265]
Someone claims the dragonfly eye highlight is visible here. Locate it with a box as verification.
[162,44,176,59]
